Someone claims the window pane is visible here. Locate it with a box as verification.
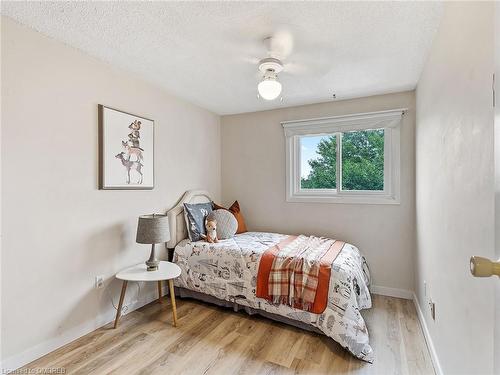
[341,129,384,191]
[300,135,336,189]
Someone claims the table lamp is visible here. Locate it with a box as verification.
[136,214,170,271]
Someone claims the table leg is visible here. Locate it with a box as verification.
[114,280,128,329]
[157,280,162,303]
[168,279,178,327]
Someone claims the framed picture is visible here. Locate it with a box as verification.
[98,105,154,190]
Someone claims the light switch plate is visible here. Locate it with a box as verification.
[94,275,104,289]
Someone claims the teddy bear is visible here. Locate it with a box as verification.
[203,218,218,243]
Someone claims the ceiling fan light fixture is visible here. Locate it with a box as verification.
[258,75,282,101]
[257,67,282,100]
[257,57,284,101]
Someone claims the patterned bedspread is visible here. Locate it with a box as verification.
[173,231,374,362]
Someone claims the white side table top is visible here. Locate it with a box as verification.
[116,261,181,282]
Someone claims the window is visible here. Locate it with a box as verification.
[283,109,403,204]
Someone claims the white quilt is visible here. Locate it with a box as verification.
[173,231,374,362]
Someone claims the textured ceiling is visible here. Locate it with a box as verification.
[1,1,443,115]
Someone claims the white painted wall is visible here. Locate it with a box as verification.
[495,4,500,374]
[0,15,3,370]
[0,17,221,368]
[415,3,495,374]
[221,91,416,292]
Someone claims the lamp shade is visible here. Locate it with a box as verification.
[136,214,170,244]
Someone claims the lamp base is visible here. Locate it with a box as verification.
[146,262,159,272]
[146,244,159,272]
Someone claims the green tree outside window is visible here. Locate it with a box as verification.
[300,129,384,191]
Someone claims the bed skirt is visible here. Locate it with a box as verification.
[175,286,324,335]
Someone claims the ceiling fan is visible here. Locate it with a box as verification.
[252,30,333,101]
[256,31,295,101]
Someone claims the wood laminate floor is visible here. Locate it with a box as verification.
[22,295,434,374]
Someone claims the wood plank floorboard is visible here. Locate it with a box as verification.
[21,295,434,374]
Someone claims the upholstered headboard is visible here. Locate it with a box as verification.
[166,190,212,248]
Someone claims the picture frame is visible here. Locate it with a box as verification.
[98,105,154,190]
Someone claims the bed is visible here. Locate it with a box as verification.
[166,190,374,362]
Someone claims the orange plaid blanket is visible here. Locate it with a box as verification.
[256,235,345,313]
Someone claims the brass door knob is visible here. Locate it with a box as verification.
[470,256,500,277]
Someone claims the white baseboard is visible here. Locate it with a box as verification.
[0,285,168,373]
[370,284,413,300]
[412,292,443,375]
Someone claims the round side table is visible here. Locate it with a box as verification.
[114,261,181,328]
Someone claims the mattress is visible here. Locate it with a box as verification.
[173,231,374,362]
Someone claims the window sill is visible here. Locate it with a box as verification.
[286,194,400,205]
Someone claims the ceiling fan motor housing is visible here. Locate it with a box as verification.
[258,57,284,74]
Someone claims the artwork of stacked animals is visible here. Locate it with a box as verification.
[115,120,144,184]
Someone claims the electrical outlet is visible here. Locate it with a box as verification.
[94,275,104,289]
[429,300,436,321]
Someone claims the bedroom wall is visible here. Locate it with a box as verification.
[1,17,221,367]
[221,91,416,293]
[494,4,500,374]
[415,2,495,375]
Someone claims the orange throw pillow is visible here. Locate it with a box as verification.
[213,201,248,234]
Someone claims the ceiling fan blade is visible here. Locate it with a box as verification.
[268,29,294,60]
[283,62,309,75]
[242,56,261,65]
[284,54,334,77]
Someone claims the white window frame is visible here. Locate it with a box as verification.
[283,109,405,204]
